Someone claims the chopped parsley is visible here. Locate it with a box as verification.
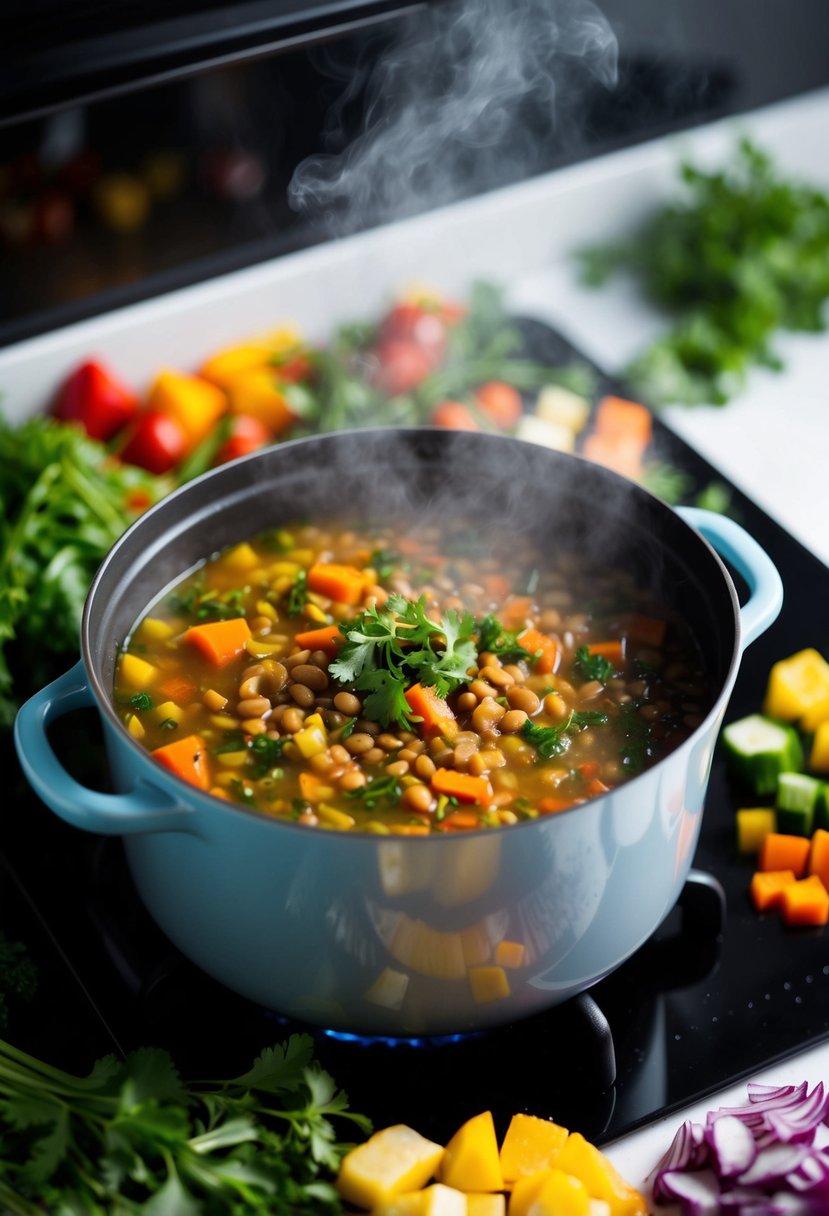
[346,773,403,809]
[158,717,179,731]
[573,645,615,683]
[521,710,609,759]
[286,569,309,617]
[477,614,534,663]
[128,691,153,711]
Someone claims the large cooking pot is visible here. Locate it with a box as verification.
[14,429,781,1036]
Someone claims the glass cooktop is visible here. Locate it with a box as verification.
[2,320,828,1151]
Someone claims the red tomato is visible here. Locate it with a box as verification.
[119,411,187,474]
[378,303,447,367]
[53,359,139,442]
[430,400,481,431]
[214,414,271,464]
[474,381,523,429]
[372,339,434,396]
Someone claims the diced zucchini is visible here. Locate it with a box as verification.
[775,772,824,836]
[721,713,804,796]
[816,783,829,833]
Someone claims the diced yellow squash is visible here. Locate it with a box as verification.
[336,1124,444,1210]
[809,720,829,773]
[499,1114,569,1183]
[373,1182,467,1215]
[494,940,526,969]
[293,713,328,758]
[508,1171,549,1216]
[222,542,261,572]
[119,652,160,689]
[801,694,829,733]
[134,616,175,642]
[468,966,510,1004]
[763,649,829,722]
[736,807,777,854]
[316,803,356,830]
[438,1111,503,1193]
[553,1135,646,1216]
[126,713,145,739]
[364,966,410,1010]
[528,1169,590,1216]
[151,700,184,727]
[467,1193,506,1216]
[535,385,591,434]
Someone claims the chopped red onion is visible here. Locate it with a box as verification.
[707,1115,759,1178]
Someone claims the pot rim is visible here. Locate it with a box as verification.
[82,426,744,838]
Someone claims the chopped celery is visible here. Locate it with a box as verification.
[721,714,804,796]
[775,772,824,836]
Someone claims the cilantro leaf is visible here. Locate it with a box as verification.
[573,645,615,683]
[521,710,609,758]
[477,614,534,663]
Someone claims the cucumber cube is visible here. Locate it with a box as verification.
[721,714,804,796]
[775,772,824,836]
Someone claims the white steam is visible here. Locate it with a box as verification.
[288,0,618,232]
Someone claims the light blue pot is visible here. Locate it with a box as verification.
[14,430,782,1036]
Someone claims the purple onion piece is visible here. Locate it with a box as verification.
[737,1143,812,1189]
[656,1168,723,1214]
[708,1114,759,1178]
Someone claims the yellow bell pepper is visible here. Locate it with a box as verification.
[227,366,298,436]
[809,720,829,773]
[148,369,227,449]
[763,649,829,722]
[438,1110,503,1193]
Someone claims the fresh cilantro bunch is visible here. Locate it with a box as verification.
[329,594,477,728]
[580,138,829,405]
[0,1032,371,1214]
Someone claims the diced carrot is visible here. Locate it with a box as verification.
[431,768,493,806]
[441,810,482,831]
[474,381,523,428]
[749,869,797,912]
[298,771,334,803]
[625,613,667,648]
[392,824,431,836]
[431,400,481,431]
[759,831,812,878]
[780,875,829,927]
[578,761,600,780]
[585,777,611,798]
[517,627,559,675]
[482,573,511,599]
[538,796,576,815]
[593,395,653,446]
[808,828,829,888]
[294,623,344,658]
[152,734,211,790]
[307,563,367,606]
[405,683,458,738]
[499,596,533,632]
[581,432,646,481]
[156,674,197,704]
[588,640,625,666]
[184,617,252,667]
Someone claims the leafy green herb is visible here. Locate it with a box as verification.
[229,778,258,806]
[580,138,829,406]
[286,569,309,617]
[128,691,153,712]
[368,548,400,581]
[158,717,179,731]
[521,710,609,759]
[573,645,615,683]
[0,1032,370,1213]
[477,614,534,663]
[618,702,651,774]
[168,580,248,622]
[330,594,477,728]
[248,733,289,777]
[0,932,37,1033]
[345,773,403,809]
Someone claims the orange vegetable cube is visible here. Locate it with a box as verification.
[517,628,559,675]
[405,684,458,739]
[306,562,368,605]
[780,874,829,926]
[431,768,493,806]
[227,366,297,436]
[499,1113,568,1183]
[808,828,829,888]
[184,617,252,667]
[593,395,653,445]
[759,832,811,878]
[749,869,796,912]
[554,1133,647,1216]
[293,623,344,658]
[438,1110,504,1193]
[148,369,227,448]
[152,734,211,790]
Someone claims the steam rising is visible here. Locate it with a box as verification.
[288,0,617,232]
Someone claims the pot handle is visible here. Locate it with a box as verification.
[14,660,195,836]
[677,506,783,650]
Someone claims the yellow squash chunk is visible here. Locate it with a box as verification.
[553,1135,646,1216]
[810,720,829,773]
[801,694,829,733]
[126,713,145,739]
[134,616,174,643]
[468,966,510,1004]
[467,1194,506,1216]
[499,1114,569,1183]
[763,649,829,722]
[151,700,185,727]
[222,542,261,572]
[508,1171,548,1216]
[336,1125,444,1210]
[373,1182,467,1215]
[528,1169,590,1216]
[438,1111,503,1193]
[494,940,526,969]
[119,652,160,689]
[736,807,777,854]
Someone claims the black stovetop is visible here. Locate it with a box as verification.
[2,320,829,1151]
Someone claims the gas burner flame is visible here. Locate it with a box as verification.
[322,1028,479,1048]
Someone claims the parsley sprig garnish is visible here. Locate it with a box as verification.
[329,594,477,728]
[521,710,609,758]
[477,614,534,663]
[573,645,616,683]
[0,1032,371,1212]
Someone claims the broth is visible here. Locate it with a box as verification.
[114,518,710,832]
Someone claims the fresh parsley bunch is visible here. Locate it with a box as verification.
[0,1032,371,1214]
[329,594,478,729]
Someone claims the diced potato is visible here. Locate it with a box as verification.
[119,653,160,689]
[373,1182,467,1215]
[763,648,829,722]
[515,414,575,453]
[151,700,184,727]
[364,967,410,1010]
[509,1170,550,1216]
[126,713,145,740]
[292,721,328,759]
[336,1125,444,1210]
[438,1111,503,1193]
[499,1114,568,1183]
[134,617,175,643]
[535,385,591,434]
[222,542,261,572]
[468,966,510,1004]
[494,940,526,970]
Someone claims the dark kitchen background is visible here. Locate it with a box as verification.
[1,0,828,349]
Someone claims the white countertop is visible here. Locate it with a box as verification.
[2,83,828,1208]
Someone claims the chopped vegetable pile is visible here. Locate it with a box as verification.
[0,1031,371,1214]
[723,647,829,927]
[580,138,829,406]
[651,1079,829,1215]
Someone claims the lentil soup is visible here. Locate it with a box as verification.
[114,519,710,832]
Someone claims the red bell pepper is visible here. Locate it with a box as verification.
[119,410,187,475]
[52,359,139,442]
[213,414,271,464]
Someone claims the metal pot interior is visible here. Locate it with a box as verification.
[84,428,739,726]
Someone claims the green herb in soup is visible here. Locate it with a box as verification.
[114,521,710,832]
